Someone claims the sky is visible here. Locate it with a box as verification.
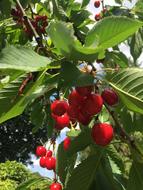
[28,0,143,178]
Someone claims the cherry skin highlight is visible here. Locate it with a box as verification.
[51,100,69,116]
[36,146,46,157]
[102,88,119,106]
[50,182,62,190]
[45,157,56,170]
[91,123,114,146]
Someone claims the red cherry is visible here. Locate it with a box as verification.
[101,89,118,106]
[95,13,101,21]
[51,100,69,116]
[45,157,56,170]
[46,150,53,157]
[55,113,70,129]
[77,111,92,126]
[75,86,93,96]
[50,182,62,190]
[94,1,100,8]
[68,90,84,106]
[67,105,79,120]
[91,123,114,146]
[39,156,48,168]
[83,94,103,116]
[36,146,46,157]
[63,137,71,151]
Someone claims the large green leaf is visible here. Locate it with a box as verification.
[47,21,98,61]
[127,161,143,190]
[85,16,143,50]
[108,68,143,114]
[0,70,46,123]
[0,46,51,72]
[65,153,103,190]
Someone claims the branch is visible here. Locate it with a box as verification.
[16,0,43,47]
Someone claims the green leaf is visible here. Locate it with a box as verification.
[127,161,143,190]
[65,153,103,190]
[59,62,94,88]
[81,0,90,8]
[56,142,76,184]
[85,16,143,50]
[108,68,143,114]
[47,21,98,61]
[0,46,51,72]
[0,70,46,123]
[67,128,93,157]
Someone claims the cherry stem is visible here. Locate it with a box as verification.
[101,0,105,16]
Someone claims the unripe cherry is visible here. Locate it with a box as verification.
[50,182,62,190]
[55,113,70,129]
[75,86,93,96]
[101,88,118,106]
[39,156,47,168]
[91,123,114,146]
[63,137,71,151]
[51,100,69,116]
[45,157,56,170]
[83,94,103,116]
[94,1,100,8]
[36,146,46,157]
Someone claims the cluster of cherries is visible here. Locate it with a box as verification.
[94,0,107,21]
[36,146,62,190]
[11,5,48,38]
[51,86,118,146]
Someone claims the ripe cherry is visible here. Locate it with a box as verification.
[95,13,101,21]
[36,146,46,157]
[50,182,62,190]
[77,111,92,126]
[94,1,100,8]
[67,105,79,120]
[68,90,84,107]
[91,123,114,146]
[39,156,47,168]
[51,100,69,116]
[75,86,93,96]
[83,94,103,116]
[102,88,118,106]
[46,150,53,157]
[63,137,71,151]
[55,113,70,129]
[45,157,56,170]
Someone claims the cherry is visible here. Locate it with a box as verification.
[46,150,53,157]
[83,94,103,116]
[67,105,79,120]
[51,100,69,116]
[101,88,118,106]
[55,113,70,129]
[68,90,84,107]
[94,1,100,8]
[75,85,93,96]
[39,156,47,168]
[95,13,101,21]
[36,146,46,157]
[50,182,62,190]
[45,157,56,170]
[77,111,92,126]
[63,137,71,151]
[91,123,114,146]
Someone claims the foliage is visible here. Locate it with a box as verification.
[0,0,143,190]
